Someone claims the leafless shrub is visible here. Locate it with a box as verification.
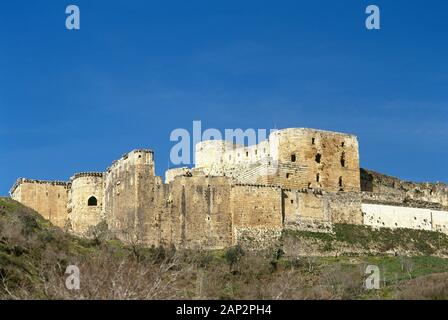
[395,273,448,300]
[34,249,197,299]
[320,265,365,299]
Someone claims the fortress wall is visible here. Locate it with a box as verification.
[193,128,361,195]
[361,169,448,209]
[134,151,160,245]
[362,203,448,234]
[230,185,283,247]
[221,140,271,166]
[195,140,236,168]
[282,189,362,232]
[152,182,174,247]
[297,192,326,220]
[10,179,69,228]
[196,140,272,170]
[68,173,104,236]
[165,167,191,184]
[272,128,360,192]
[103,149,156,243]
[166,176,233,249]
[432,210,448,234]
[263,163,308,188]
[194,140,274,183]
[326,191,363,224]
[282,190,332,232]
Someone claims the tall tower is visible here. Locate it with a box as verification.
[103,149,159,243]
[267,128,360,192]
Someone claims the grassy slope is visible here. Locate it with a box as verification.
[1,197,448,299]
[282,224,448,256]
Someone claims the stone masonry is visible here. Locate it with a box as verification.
[9,128,448,249]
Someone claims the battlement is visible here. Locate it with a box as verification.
[9,178,70,229]
[233,183,281,189]
[9,178,70,196]
[107,148,154,171]
[273,127,358,139]
[71,172,104,180]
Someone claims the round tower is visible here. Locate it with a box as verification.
[68,172,104,236]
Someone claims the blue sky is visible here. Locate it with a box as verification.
[0,1,447,195]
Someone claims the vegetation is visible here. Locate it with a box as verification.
[282,223,448,256]
[1,197,448,299]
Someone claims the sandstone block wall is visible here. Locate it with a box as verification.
[230,184,282,248]
[67,173,104,235]
[103,149,156,243]
[164,176,233,249]
[282,189,332,232]
[196,140,272,170]
[194,128,360,194]
[10,179,69,228]
[326,191,363,225]
[271,128,360,192]
[165,167,192,183]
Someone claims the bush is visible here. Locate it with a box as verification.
[396,273,448,299]
[224,245,245,272]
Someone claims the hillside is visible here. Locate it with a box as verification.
[1,197,448,300]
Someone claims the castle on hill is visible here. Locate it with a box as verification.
[9,128,448,249]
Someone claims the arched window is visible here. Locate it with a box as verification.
[88,196,98,207]
[315,153,321,163]
[291,154,296,162]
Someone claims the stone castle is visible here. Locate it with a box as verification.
[9,128,448,249]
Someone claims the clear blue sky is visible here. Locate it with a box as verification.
[0,1,447,195]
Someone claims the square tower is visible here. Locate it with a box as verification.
[267,128,360,192]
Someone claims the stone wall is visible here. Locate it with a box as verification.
[270,128,360,192]
[9,179,69,228]
[195,140,271,170]
[67,173,104,235]
[194,128,360,193]
[362,203,448,234]
[165,167,192,184]
[326,191,363,224]
[230,184,283,248]
[281,189,363,232]
[361,168,448,209]
[282,189,332,232]
[164,176,233,249]
[103,149,156,243]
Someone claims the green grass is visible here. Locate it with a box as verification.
[2,197,448,299]
[283,223,448,256]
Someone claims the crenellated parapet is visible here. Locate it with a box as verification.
[71,172,104,180]
[107,149,154,173]
[67,172,104,235]
[9,178,70,196]
[9,178,70,229]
